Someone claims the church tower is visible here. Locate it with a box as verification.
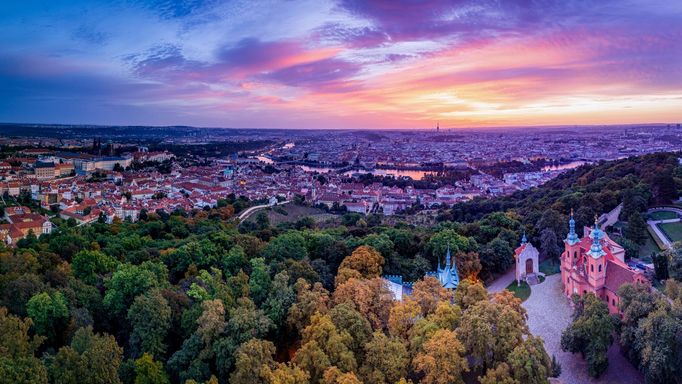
[563,209,581,269]
[586,217,607,289]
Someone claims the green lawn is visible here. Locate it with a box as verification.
[505,280,531,302]
[659,221,682,242]
[539,258,560,275]
[648,211,679,220]
[639,232,662,262]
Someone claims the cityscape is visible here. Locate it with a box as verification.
[1,1,682,384]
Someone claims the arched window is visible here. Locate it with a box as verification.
[591,264,594,272]
[598,264,602,272]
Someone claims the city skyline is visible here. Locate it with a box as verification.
[2,0,682,129]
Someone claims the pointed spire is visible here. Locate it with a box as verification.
[445,245,451,268]
[566,208,579,245]
[521,231,527,245]
[588,214,605,258]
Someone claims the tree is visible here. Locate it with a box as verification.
[329,303,373,358]
[104,262,167,316]
[72,250,119,285]
[213,298,273,378]
[625,213,648,245]
[478,363,519,384]
[539,229,560,259]
[653,252,669,281]
[134,353,170,384]
[359,331,408,384]
[26,291,69,345]
[412,329,468,384]
[454,251,482,279]
[264,271,295,330]
[293,313,357,383]
[322,367,362,384]
[268,362,310,384]
[0,307,47,384]
[458,299,527,370]
[453,278,487,311]
[255,212,270,230]
[411,276,452,316]
[635,302,682,384]
[427,230,476,261]
[288,279,330,335]
[49,327,123,384]
[127,290,172,358]
[560,294,617,378]
[229,339,276,384]
[262,232,308,262]
[667,245,682,281]
[332,277,393,330]
[506,336,551,384]
[249,258,271,306]
[221,245,249,277]
[335,246,384,286]
[388,298,422,341]
[480,238,513,275]
[617,283,658,364]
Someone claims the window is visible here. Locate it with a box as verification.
[591,264,594,272]
[598,265,602,272]
[612,299,615,306]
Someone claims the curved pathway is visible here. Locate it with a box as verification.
[522,274,643,384]
[237,200,290,222]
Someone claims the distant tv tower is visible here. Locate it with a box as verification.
[436,121,440,132]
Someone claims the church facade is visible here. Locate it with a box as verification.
[514,233,540,286]
[560,211,648,314]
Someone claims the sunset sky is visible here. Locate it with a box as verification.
[1,0,682,129]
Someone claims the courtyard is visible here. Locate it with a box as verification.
[522,274,643,384]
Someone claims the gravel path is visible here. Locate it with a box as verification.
[486,267,516,293]
[522,274,643,384]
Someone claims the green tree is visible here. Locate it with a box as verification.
[262,232,308,261]
[293,313,356,383]
[539,229,560,259]
[49,327,123,384]
[480,238,513,275]
[625,213,648,245]
[560,294,617,378]
[653,252,669,281]
[134,353,170,384]
[458,299,527,370]
[26,291,69,345]
[506,336,551,384]
[72,250,119,285]
[249,258,271,306]
[359,331,408,384]
[255,211,270,230]
[329,303,372,358]
[0,307,47,384]
[478,363,519,384]
[104,262,167,316]
[668,244,682,281]
[636,302,682,384]
[264,271,295,330]
[617,283,658,364]
[229,338,276,384]
[428,229,476,261]
[127,290,172,358]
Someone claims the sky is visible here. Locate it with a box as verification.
[1,0,682,129]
